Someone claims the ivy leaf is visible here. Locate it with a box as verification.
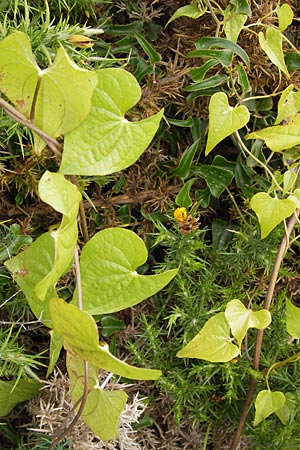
[254,389,286,426]
[250,193,296,238]
[60,68,163,175]
[176,312,240,362]
[166,4,207,27]
[286,299,300,338]
[34,171,81,300]
[0,379,43,416]
[247,114,300,151]
[0,32,98,152]
[68,352,127,440]
[75,228,178,315]
[205,92,250,155]
[258,28,289,77]
[275,85,300,124]
[225,299,271,348]
[276,4,293,32]
[50,297,162,380]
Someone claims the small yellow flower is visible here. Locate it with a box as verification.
[174,207,188,222]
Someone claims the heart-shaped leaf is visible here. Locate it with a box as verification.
[254,389,286,426]
[176,312,240,362]
[0,32,97,152]
[50,297,162,380]
[75,228,177,315]
[275,392,295,424]
[250,193,296,238]
[205,92,250,155]
[67,352,127,440]
[60,68,164,175]
[225,299,271,348]
[258,28,289,77]
[247,114,300,152]
[276,4,293,32]
[4,233,56,325]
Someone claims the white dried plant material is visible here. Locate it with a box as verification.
[28,369,146,450]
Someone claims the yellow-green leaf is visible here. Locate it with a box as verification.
[225,299,271,348]
[205,92,250,155]
[286,299,300,338]
[258,28,289,77]
[254,389,286,426]
[276,4,293,32]
[250,192,296,238]
[275,85,300,124]
[176,312,240,362]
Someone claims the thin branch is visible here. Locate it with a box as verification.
[0,96,62,157]
[230,211,299,450]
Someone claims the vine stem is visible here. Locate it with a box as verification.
[49,246,89,450]
[0,96,62,156]
[230,211,299,450]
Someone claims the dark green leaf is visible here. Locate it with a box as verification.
[196,165,234,197]
[167,117,194,127]
[134,32,161,64]
[175,178,196,207]
[184,74,228,92]
[194,187,211,207]
[194,37,250,67]
[187,49,233,67]
[101,316,125,337]
[237,64,251,96]
[189,60,219,81]
[285,53,300,72]
[173,140,201,179]
[230,0,251,16]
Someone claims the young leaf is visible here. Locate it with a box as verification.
[205,92,250,155]
[166,4,207,27]
[254,389,286,426]
[247,114,300,152]
[276,4,293,32]
[224,6,247,43]
[34,171,81,300]
[176,312,240,362]
[275,85,300,124]
[175,178,196,207]
[225,299,271,348]
[250,193,296,239]
[258,28,289,78]
[0,379,43,416]
[286,299,300,338]
[75,228,178,314]
[67,352,128,441]
[0,32,98,152]
[275,392,295,424]
[60,68,163,175]
[50,297,162,380]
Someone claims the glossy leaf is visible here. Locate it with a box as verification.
[286,299,300,339]
[250,193,296,239]
[254,389,286,426]
[275,85,300,124]
[75,228,178,314]
[50,297,162,380]
[196,164,234,197]
[173,140,200,179]
[34,171,81,300]
[0,379,43,416]
[194,36,249,67]
[247,115,300,152]
[176,312,240,362]
[60,68,163,175]
[276,4,293,32]
[166,4,207,27]
[205,92,250,155]
[68,352,127,440]
[225,299,271,348]
[187,49,233,67]
[184,74,228,92]
[0,32,97,152]
[258,28,289,77]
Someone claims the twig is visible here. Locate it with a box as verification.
[0,96,62,157]
[49,246,89,449]
[230,211,299,450]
